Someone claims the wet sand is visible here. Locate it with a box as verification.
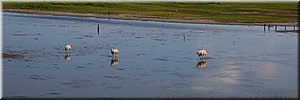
[3,9,298,26]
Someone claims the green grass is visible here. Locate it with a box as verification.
[2,2,298,23]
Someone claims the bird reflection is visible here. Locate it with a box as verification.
[64,53,71,61]
[196,60,207,69]
[110,58,119,66]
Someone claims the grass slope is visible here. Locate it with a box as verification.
[2,2,298,23]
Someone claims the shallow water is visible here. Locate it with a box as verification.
[2,12,298,98]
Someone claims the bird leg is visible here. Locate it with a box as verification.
[197,56,201,61]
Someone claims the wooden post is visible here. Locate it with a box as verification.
[285,26,287,31]
[275,26,277,31]
[268,25,270,31]
[294,26,296,31]
[264,24,266,31]
[97,25,100,34]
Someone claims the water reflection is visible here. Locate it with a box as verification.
[64,53,71,61]
[196,60,207,69]
[183,33,186,42]
[110,58,119,66]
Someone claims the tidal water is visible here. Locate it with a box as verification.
[2,12,298,98]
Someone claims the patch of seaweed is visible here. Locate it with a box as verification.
[2,53,24,59]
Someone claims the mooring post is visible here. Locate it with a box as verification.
[275,26,277,31]
[264,24,266,31]
[268,25,270,31]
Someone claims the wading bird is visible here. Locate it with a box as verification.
[65,43,72,51]
[197,49,207,59]
[111,48,119,57]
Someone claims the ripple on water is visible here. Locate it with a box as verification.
[15,30,22,33]
[87,62,94,65]
[58,25,69,27]
[61,79,95,88]
[12,33,29,36]
[22,65,39,69]
[32,33,41,36]
[47,92,61,95]
[83,35,93,38]
[103,76,126,80]
[135,36,143,39]
[152,69,176,73]
[30,75,55,80]
[74,37,84,39]
[136,53,146,56]
[76,66,85,69]
[172,60,189,63]
[153,58,170,62]
[152,38,164,41]
[48,66,61,70]
[117,68,124,70]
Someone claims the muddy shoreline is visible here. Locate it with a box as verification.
[3,9,298,26]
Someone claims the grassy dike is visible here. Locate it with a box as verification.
[2,2,299,24]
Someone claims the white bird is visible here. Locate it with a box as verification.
[111,48,119,57]
[197,49,207,58]
[65,43,72,51]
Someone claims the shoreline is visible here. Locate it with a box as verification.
[3,9,298,26]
